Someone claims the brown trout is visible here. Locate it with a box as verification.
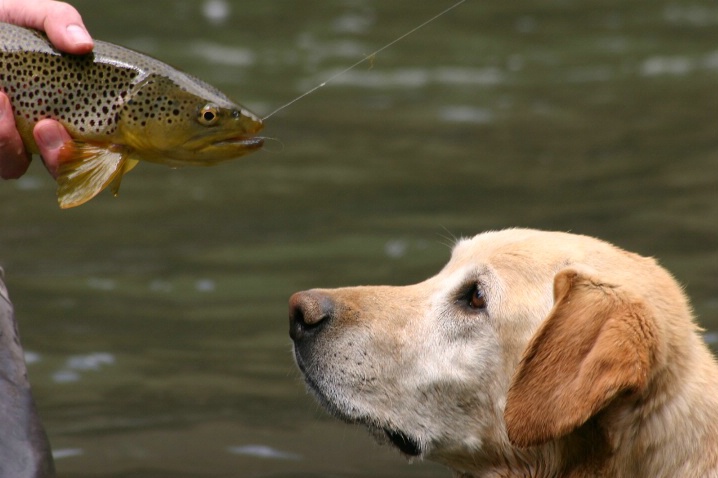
[0,22,264,208]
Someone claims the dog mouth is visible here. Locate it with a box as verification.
[383,428,422,457]
[294,349,424,458]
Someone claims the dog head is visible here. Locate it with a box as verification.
[289,229,703,474]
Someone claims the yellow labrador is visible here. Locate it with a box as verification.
[289,229,718,477]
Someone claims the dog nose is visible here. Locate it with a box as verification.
[289,290,335,342]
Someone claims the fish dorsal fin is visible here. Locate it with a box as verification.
[56,142,128,209]
[109,158,140,196]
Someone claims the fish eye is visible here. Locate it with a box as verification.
[198,104,220,126]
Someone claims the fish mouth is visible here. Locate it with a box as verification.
[194,135,264,160]
[214,135,264,149]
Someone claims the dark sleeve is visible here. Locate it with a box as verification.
[0,269,56,478]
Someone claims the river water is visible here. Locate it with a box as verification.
[1,0,716,476]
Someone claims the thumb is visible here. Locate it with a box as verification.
[33,119,72,178]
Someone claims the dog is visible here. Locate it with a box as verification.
[289,228,718,477]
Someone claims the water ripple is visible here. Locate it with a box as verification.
[227,444,301,461]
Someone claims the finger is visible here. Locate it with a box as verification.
[0,0,93,54]
[0,93,31,180]
[33,119,72,179]
[42,1,94,54]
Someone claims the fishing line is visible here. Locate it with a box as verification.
[262,0,467,120]
[255,136,285,152]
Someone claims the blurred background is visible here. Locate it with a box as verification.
[1,0,716,476]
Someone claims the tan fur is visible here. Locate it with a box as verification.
[289,229,718,477]
[505,268,658,448]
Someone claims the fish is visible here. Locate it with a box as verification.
[0,22,264,209]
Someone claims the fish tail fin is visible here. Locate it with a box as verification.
[109,158,140,196]
[56,142,129,209]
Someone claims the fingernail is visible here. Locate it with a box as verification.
[66,24,93,47]
[36,122,65,150]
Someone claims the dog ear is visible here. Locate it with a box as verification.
[504,268,658,448]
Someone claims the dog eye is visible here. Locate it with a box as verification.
[458,284,487,311]
[469,286,487,310]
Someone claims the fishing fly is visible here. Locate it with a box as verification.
[262,0,467,120]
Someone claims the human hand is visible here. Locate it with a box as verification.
[0,0,93,179]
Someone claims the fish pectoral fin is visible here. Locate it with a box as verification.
[109,158,140,196]
[56,142,129,209]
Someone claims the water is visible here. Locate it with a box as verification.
[1,0,716,476]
